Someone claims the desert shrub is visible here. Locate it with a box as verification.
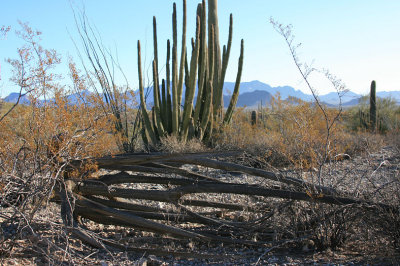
[213,97,350,169]
[281,202,361,251]
[368,208,400,252]
[0,23,119,260]
[157,135,207,154]
[339,130,386,157]
[361,180,400,252]
[211,107,290,167]
[346,96,400,133]
[267,96,348,168]
[387,129,400,152]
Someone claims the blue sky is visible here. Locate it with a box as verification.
[1,0,399,97]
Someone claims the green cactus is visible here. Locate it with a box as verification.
[251,110,257,126]
[370,80,376,132]
[137,0,244,147]
[181,16,201,140]
[137,41,157,145]
[223,39,243,124]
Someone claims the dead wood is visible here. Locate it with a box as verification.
[163,157,337,194]
[75,181,370,207]
[55,151,398,258]
[90,151,240,168]
[95,172,221,186]
[179,199,254,211]
[75,194,211,240]
[86,194,252,212]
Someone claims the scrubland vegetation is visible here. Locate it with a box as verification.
[1,1,400,264]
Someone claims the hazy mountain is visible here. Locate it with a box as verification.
[341,97,362,107]
[377,91,400,103]
[223,90,272,108]
[64,89,92,104]
[223,80,314,101]
[3,92,31,104]
[3,80,399,107]
[318,91,361,105]
[223,80,272,95]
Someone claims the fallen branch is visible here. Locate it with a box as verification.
[75,181,378,207]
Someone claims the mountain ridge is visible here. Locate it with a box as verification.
[2,80,399,107]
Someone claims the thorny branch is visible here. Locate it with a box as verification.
[270,18,347,186]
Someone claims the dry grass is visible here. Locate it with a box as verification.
[157,135,208,154]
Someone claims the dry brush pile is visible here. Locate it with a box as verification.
[50,149,400,259]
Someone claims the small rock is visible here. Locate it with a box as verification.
[302,239,315,252]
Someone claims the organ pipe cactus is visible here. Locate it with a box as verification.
[370,80,376,131]
[137,0,244,146]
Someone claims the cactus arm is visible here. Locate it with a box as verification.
[202,25,215,140]
[153,16,160,95]
[213,14,232,118]
[166,40,173,133]
[217,14,233,102]
[161,79,167,128]
[208,0,221,97]
[199,80,213,139]
[152,60,165,137]
[171,3,179,134]
[193,2,208,125]
[370,80,377,131]
[137,40,157,145]
[152,16,163,124]
[181,20,201,141]
[184,50,190,97]
[203,114,213,144]
[177,0,187,109]
[208,25,215,82]
[224,39,244,124]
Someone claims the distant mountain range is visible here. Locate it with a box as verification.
[3,92,31,105]
[2,80,400,108]
[222,80,400,107]
[222,81,400,107]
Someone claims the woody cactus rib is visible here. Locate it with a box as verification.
[137,0,244,146]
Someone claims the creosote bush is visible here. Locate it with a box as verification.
[214,96,350,169]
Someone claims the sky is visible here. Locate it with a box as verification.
[1,0,400,98]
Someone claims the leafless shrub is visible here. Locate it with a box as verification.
[157,135,207,154]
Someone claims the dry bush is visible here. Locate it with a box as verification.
[213,97,351,169]
[362,143,400,251]
[157,135,207,154]
[0,22,119,261]
[387,129,400,152]
[339,130,386,157]
[280,202,360,251]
